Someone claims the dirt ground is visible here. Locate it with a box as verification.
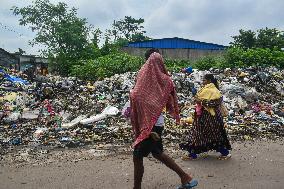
[0,140,284,189]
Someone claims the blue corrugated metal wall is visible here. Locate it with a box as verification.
[126,38,226,50]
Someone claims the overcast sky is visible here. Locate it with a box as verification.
[0,0,283,55]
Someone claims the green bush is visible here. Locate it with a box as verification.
[70,59,99,81]
[226,47,284,68]
[70,47,284,81]
[70,52,194,80]
[96,53,144,78]
[192,56,227,70]
[164,59,193,72]
[193,57,214,70]
[70,52,144,80]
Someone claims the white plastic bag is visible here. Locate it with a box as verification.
[62,115,87,129]
[80,106,119,125]
[80,114,107,125]
[102,106,119,116]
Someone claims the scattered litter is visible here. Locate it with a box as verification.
[0,67,283,158]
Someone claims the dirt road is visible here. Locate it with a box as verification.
[1,140,284,189]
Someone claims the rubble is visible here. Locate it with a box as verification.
[0,66,284,159]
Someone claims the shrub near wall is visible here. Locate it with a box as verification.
[71,52,193,80]
[193,48,284,70]
[164,59,193,72]
[71,47,284,80]
[226,47,284,68]
[96,53,144,78]
[71,53,144,80]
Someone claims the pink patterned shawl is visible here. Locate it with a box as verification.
[130,52,180,147]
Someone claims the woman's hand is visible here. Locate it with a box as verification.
[194,96,201,104]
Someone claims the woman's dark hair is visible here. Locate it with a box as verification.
[145,48,160,60]
[204,74,219,89]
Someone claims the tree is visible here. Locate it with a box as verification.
[12,0,92,75]
[130,33,151,42]
[14,48,26,55]
[100,30,120,56]
[111,16,150,43]
[256,27,284,50]
[230,29,256,49]
[79,28,102,60]
[91,28,103,48]
[230,28,284,50]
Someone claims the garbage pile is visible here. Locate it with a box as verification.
[1,67,284,156]
[0,70,136,156]
[171,67,284,142]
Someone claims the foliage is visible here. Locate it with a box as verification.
[70,59,99,81]
[184,47,284,71]
[256,28,284,50]
[230,29,256,49]
[111,16,148,41]
[14,48,26,55]
[71,52,144,80]
[102,16,151,49]
[130,33,151,42]
[12,1,154,76]
[164,59,193,72]
[56,46,284,80]
[230,28,284,50]
[192,56,228,70]
[96,53,143,78]
[12,0,92,75]
[193,48,284,70]
[70,52,195,80]
[225,47,284,68]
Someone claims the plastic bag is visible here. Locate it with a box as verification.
[80,106,119,125]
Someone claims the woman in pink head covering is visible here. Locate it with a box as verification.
[130,48,198,189]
